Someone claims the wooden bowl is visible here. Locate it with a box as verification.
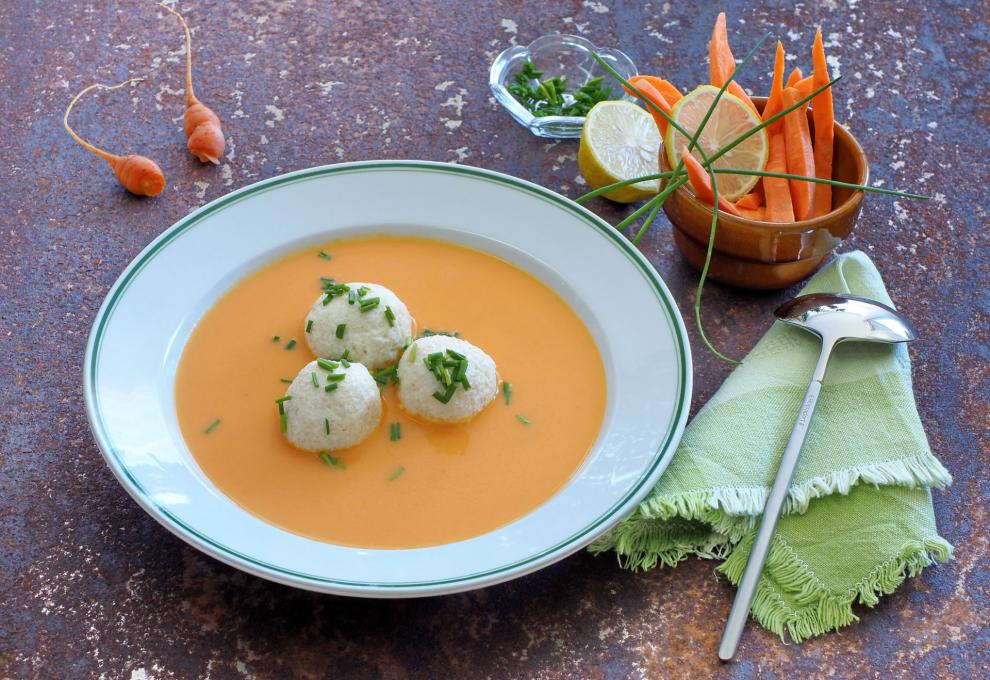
[661,96,869,289]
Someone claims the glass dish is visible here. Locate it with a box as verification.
[489,33,638,139]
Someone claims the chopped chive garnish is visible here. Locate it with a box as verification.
[204,419,221,434]
[317,358,339,371]
[420,329,459,338]
[516,414,530,425]
[359,297,380,313]
[340,357,351,368]
[453,359,468,381]
[318,250,331,260]
[320,276,335,290]
[446,348,466,360]
[275,396,293,403]
[460,375,471,390]
[388,465,405,481]
[384,306,396,326]
[271,335,280,342]
[348,289,357,304]
[324,383,338,392]
[408,343,418,363]
[306,320,314,333]
[279,412,288,433]
[311,372,319,387]
[403,336,412,349]
[341,349,350,360]
[285,339,297,350]
[502,382,512,405]
[326,373,346,382]
[371,365,399,386]
[324,418,331,435]
[336,323,346,339]
[357,286,370,298]
[320,451,346,469]
[433,384,457,404]
[389,422,401,441]
[280,378,293,384]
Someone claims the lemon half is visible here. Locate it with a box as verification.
[578,100,661,203]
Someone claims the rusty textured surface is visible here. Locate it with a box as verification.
[1,0,988,678]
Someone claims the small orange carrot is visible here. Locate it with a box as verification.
[627,77,672,134]
[782,87,815,220]
[161,3,225,164]
[764,132,795,222]
[708,12,758,112]
[63,78,166,197]
[811,28,835,216]
[632,75,683,106]
[786,67,804,89]
[762,41,787,133]
[735,189,763,210]
[681,146,743,216]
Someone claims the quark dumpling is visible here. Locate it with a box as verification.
[397,335,497,423]
[304,282,413,369]
[281,359,381,451]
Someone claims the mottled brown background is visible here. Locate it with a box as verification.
[1,0,987,678]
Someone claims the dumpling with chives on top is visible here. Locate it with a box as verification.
[397,335,497,423]
[304,282,412,370]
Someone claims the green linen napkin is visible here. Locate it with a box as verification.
[591,250,953,642]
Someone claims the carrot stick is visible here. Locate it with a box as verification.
[811,28,835,216]
[737,205,766,221]
[708,12,758,112]
[786,67,803,89]
[681,146,743,216]
[735,188,763,209]
[794,75,814,98]
[632,75,683,106]
[762,41,787,133]
[782,87,815,220]
[764,132,795,222]
[625,77,672,134]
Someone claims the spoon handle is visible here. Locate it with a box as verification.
[718,341,834,661]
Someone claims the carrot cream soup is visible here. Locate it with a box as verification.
[175,236,606,548]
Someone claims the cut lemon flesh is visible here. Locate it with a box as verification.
[664,85,768,201]
[578,100,661,203]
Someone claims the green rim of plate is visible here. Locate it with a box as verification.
[84,160,691,590]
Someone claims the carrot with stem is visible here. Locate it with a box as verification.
[709,12,758,113]
[782,86,815,220]
[160,3,225,164]
[63,78,166,197]
[811,28,835,216]
[681,146,743,216]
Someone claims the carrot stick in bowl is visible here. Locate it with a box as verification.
[626,77,672,134]
[782,87,816,220]
[811,28,835,216]
[681,146,743,216]
[709,12,758,113]
[764,132,795,222]
[633,75,683,106]
[763,41,787,133]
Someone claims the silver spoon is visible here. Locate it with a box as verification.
[718,293,917,661]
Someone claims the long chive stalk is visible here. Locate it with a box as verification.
[576,172,676,203]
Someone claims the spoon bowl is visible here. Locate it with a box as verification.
[774,293,917,345]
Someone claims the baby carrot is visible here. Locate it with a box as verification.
[63,78,166,197]
[161,3,225,164]
[632,75,683,106]
[764,132,795,222]
[762,41,787,133]
[811,28,835,216]
[782,87,816,220]
[681,146,743,216]
[627,77,672,134]
[708,12,758,113]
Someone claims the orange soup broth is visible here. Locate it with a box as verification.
[176,236,606,548]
